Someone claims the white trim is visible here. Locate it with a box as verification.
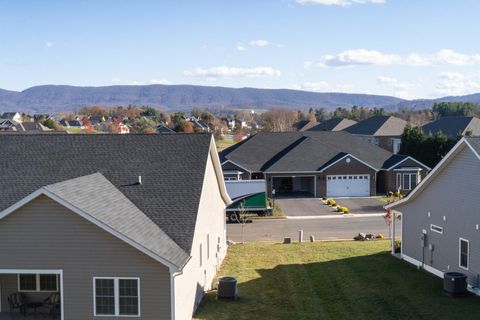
[393,168,423,172]
[319,153,379,173]
[401,253,445,278]
[430,224,443,234]
[0,189,180,272]
[93,277,141,317]
[384,156,431,171]
[385,138,469,209]
[266,171,319,174]
[0,269,64,320]
[221,159,252,174]
[210,138,232,204]
[459,238,469,270]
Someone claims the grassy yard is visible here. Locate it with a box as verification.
[216,138,237,151]
[195,241,479,320]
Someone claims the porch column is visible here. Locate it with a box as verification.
[391,209,396,255]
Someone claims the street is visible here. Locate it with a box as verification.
[227,216,392,242]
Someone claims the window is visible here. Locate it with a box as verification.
[19,274,58,292]
[459,238,469,270]
[94,278,140,317]
[430,224,443,234]
[207,234,210,260]
[396,172,419,191]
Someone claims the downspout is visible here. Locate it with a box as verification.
[170,269,184,320]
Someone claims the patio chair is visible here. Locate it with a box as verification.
[7,292,26,316]
[43,292,60,318]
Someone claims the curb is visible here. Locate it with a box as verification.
[286,213,385,220]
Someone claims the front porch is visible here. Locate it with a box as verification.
[0,271,62,320]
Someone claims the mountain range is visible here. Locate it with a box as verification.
[0,84,479,114]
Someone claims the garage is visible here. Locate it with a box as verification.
[272,176,315,197]
[326,174,370,197]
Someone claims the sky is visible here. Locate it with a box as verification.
[1,0,480,99]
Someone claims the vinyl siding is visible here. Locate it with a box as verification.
[0,195,171,319]
[398,145,480,287]
[173,152,227,320]
[379,158,429,195]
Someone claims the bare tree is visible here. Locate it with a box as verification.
[261,109,298,132]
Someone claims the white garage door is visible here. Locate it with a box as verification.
[326,174,370,197]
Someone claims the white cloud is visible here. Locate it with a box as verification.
[150,79,170,85]
[128,81,144,85]
[376,76,419,99]
[296,0,385,7]
[308,48,480,68]
[236,45,247,51]
[435,71,480,96]
[249,39,270,47]
[111,78,122,84]
[377,76,398,84]
[307,49,401,68]
[45,41,54,48]
[184,66,281,79]
[292,81,354,92]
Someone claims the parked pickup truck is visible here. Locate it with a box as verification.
[225,180,271,222]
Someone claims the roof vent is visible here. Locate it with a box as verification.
[138,176,142,185]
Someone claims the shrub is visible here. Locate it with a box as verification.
[336,206,343,212]
[322,197,327,201]
[376,233,385,239]
[342,207,349,214]
[395,240,401,253]
[327,199,336,206]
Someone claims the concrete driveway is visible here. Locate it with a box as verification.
[275,197,385,217]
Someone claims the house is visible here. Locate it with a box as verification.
[292,120,318,132]
[0,119,19,131]
[343,115,407,154]
[0,134,230,320]
[157,124,175,133]
[1,112,22,123]
[220,131,429,198]
[88,115,106,126]
[385,137,480,295]
[421,116,480,138]
[59,119,85,129]
[308,118,357,132]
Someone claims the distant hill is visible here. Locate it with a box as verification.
[1,84,480,114]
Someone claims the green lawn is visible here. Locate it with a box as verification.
[216,138,237,151]
[195,241,479,320]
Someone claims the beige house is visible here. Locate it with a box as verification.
[0,134,230,320]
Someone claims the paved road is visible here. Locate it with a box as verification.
[227,216,392,242]
[275,197,384,217]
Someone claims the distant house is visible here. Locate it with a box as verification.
[60,120,85,129]
[344,115,407,154]
[157,124,175,133]
[308,118,357,132]
[88,115,106,126]
[292,120,318,132]
[1,112,22,123]
[0,134,230,319]
[222,118,235,130]
[385,137,480,295]
[220,131,429,198]
[421,116,480,138]
[234,119,247,129]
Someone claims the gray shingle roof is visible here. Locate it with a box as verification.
[308,118,357,132]
[44,173,189,268]
[0,134,213,253]
[293,120,319,132]
[220,131,409,172]
[465,136,480,153]
[421,116,480,138]
[344,115,407,136]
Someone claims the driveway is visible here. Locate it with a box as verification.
[275,197,385,217]
[227,216,391,242]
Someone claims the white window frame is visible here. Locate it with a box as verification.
[18,274,58,292]
[430,224,443,234]
[207,234,210,260]
[396,172,419,191]
[93,277,141,317]
[459,238,469,270]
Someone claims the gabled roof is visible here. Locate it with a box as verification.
[220,131,418,173]
[344,115,407,136]
[308,118,357,132]
[0,134,225,254]
[293,120,319,132]
[0,173,189,270]
[386,137,478,210]
[421,116,480,138]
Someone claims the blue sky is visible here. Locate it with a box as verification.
[1,0,480,99]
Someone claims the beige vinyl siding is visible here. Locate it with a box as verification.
[173,151,227,320]
[0,195,171,319]
[399,146,480,286]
